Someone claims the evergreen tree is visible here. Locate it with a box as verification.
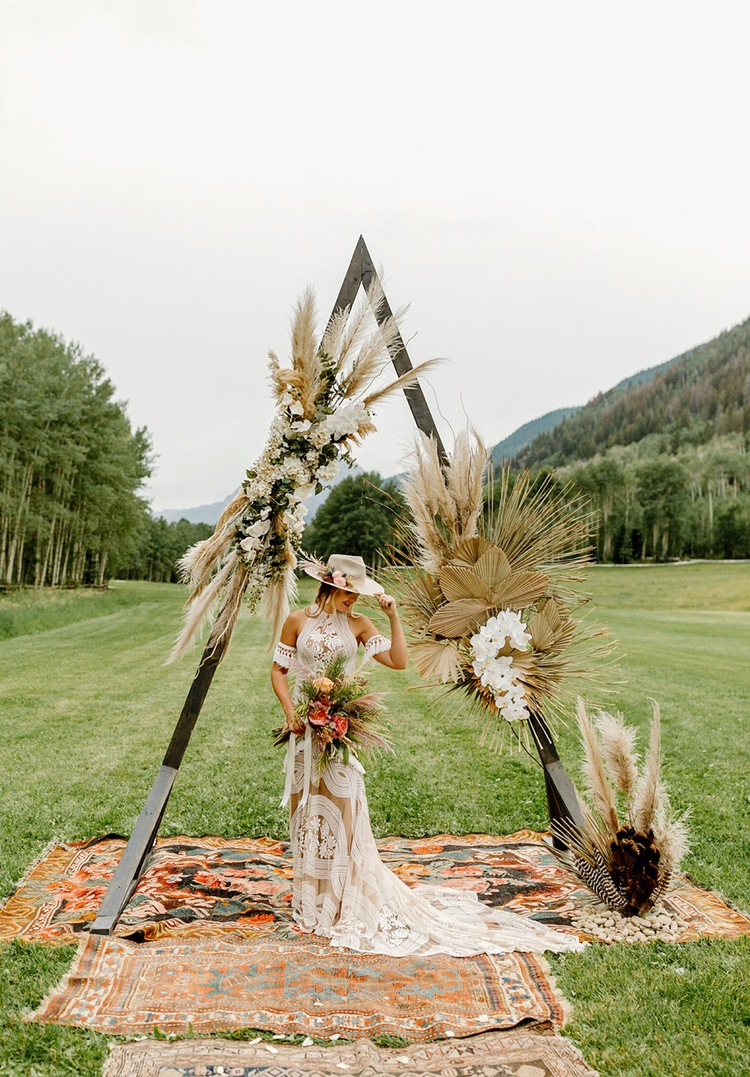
[303,472,406,567]
[0,312,153,586]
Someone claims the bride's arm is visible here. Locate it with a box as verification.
[271,611,304,727]
[359,594,408,670]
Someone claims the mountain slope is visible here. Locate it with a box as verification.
[517,316,750,467]
[491,407,580,465]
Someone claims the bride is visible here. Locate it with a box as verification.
[271,553,584,958]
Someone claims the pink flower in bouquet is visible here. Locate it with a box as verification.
[308,702,331,727]
[312,676,335,694]
[334,713,349,738]
[331,570,347,588]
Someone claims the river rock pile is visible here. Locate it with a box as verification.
[571,903,689,943]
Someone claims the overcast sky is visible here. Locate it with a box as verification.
[2,0,749,510]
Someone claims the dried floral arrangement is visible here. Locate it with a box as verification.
[169,287,438,662]
[387,431,613,746]
[552,701,690,916]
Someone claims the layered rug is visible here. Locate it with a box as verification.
[2,831,748,946]
[102,1030,599,1077]
[30,930,565,1037]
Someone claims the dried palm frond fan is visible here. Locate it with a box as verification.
[168,285,439,663]
[386,430,614,749]
[552,701,690,916]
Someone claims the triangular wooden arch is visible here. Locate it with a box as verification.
[92,236,582,935]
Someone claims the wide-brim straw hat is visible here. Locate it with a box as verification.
[300,554,384,596]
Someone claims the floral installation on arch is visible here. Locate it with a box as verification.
[168,286,439,662]
[385,430,614,748]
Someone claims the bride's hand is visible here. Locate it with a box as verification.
[376,593,397,616]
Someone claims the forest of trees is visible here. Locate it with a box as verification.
[3,307,749,592]
[518,317,750,468]
[119,515,214,583]
[561,435,750,561]
[0,314,154,587]
[508,315,750,562]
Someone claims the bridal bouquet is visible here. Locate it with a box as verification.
[273,654,391,771]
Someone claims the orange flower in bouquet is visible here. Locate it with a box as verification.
[273,654,391,771]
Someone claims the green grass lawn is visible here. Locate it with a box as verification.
[1,564,749,1076]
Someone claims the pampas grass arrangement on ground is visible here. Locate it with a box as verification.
[552,700,690,916]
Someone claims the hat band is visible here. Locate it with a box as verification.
[323,567,359,590]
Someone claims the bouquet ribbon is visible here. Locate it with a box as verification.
[280,726,365,808]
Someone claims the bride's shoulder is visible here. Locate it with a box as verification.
[286,608,310,632]
[350,613,376,641]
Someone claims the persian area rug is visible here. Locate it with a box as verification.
[103,1030,599,1077]
[29,932,566,1038]
[2,831,749,946]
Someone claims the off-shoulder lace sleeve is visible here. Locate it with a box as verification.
[273,642,296,669]
[362,633,390,665]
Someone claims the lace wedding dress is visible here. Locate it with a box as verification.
[274,606,584,957]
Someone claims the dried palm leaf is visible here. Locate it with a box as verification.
[486,570,549,610]
[427,597,489,639]
[438,564,489,602]
[451,535,494,566]
[409,640,464,683]
[469,546,513,588]
[527,599,565,651]
[486,468,594,592]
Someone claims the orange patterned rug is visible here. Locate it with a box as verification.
[102,1030,600,1076]
[30,932,567,1038]
[3,831,748,945]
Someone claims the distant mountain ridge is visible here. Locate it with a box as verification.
[156,493,237,525]
[153,322,742,524]
[154,466,364,527]
[517,316,750,467]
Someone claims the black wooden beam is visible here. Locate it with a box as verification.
[528,711,584,847]
[329,236,447,462]
[90,637,229,934]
